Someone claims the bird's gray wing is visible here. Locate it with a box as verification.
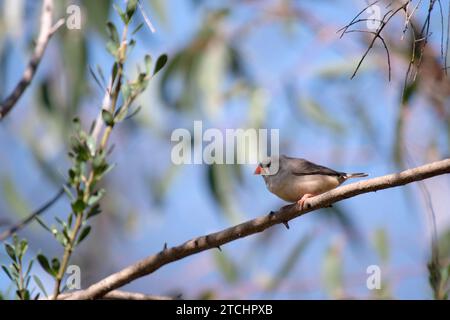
[284,157,345,177]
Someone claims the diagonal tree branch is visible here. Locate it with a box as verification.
[68,158,450,300]
[0,0,64,120]
[55,290,176,300]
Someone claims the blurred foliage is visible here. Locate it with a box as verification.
[266,233,311,292]
[1,176,30,218]
[213,249,239,283]
[322,241,343,298]
[371,228,391,299]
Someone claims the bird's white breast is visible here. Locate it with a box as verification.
[267,174,341,202]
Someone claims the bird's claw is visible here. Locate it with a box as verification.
[297,194,314,210]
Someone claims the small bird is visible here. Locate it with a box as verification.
[254,155,367,208]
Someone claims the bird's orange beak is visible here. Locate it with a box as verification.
[254,165,262,175]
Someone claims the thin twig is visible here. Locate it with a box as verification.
[0,187,65,242]
[0,0,64,120]
[344,30,392,80]
[68,158,450,300]
[351,4,407,79]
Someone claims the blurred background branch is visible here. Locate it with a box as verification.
[0,0,63,119]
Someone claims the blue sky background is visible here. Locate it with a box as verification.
[0,0,449,299]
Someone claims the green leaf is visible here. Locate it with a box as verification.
[87,189,106,206]
[153,54,168,76]
[55,231,68,247]
[25,260,34,278]
[121,83,132,101]
[33,275,48,298]
[95,163,116,180]
[5,243,16,262]
[86,135,96,156]
[37,254,54,277]
[106,41,119,58]
[35,217,52,233]
[1,265,12,280]
[132,22,144,35]
[102,109,115,126]
[39,80,54,113]
[19,239,28,260]
[126,0,138,22]
[51,258,60,274]
[71,199,86,214]
[106,22,119,44]
[89,65,105,91]
[114,106,128,123]
[67,212,73,228]
[54,217,65,227]
[124,105,141,121]
[113,3,128,24]
[86,204,102,220]
[63,184,75,201]
[77,226,91,245]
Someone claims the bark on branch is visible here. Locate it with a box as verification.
[0,0,64,120]
[56,290,175,300]
[68,158,450,300]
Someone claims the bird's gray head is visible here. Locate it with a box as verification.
[254,155,282,176]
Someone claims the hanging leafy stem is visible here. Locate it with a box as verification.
[28,0,168,300]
